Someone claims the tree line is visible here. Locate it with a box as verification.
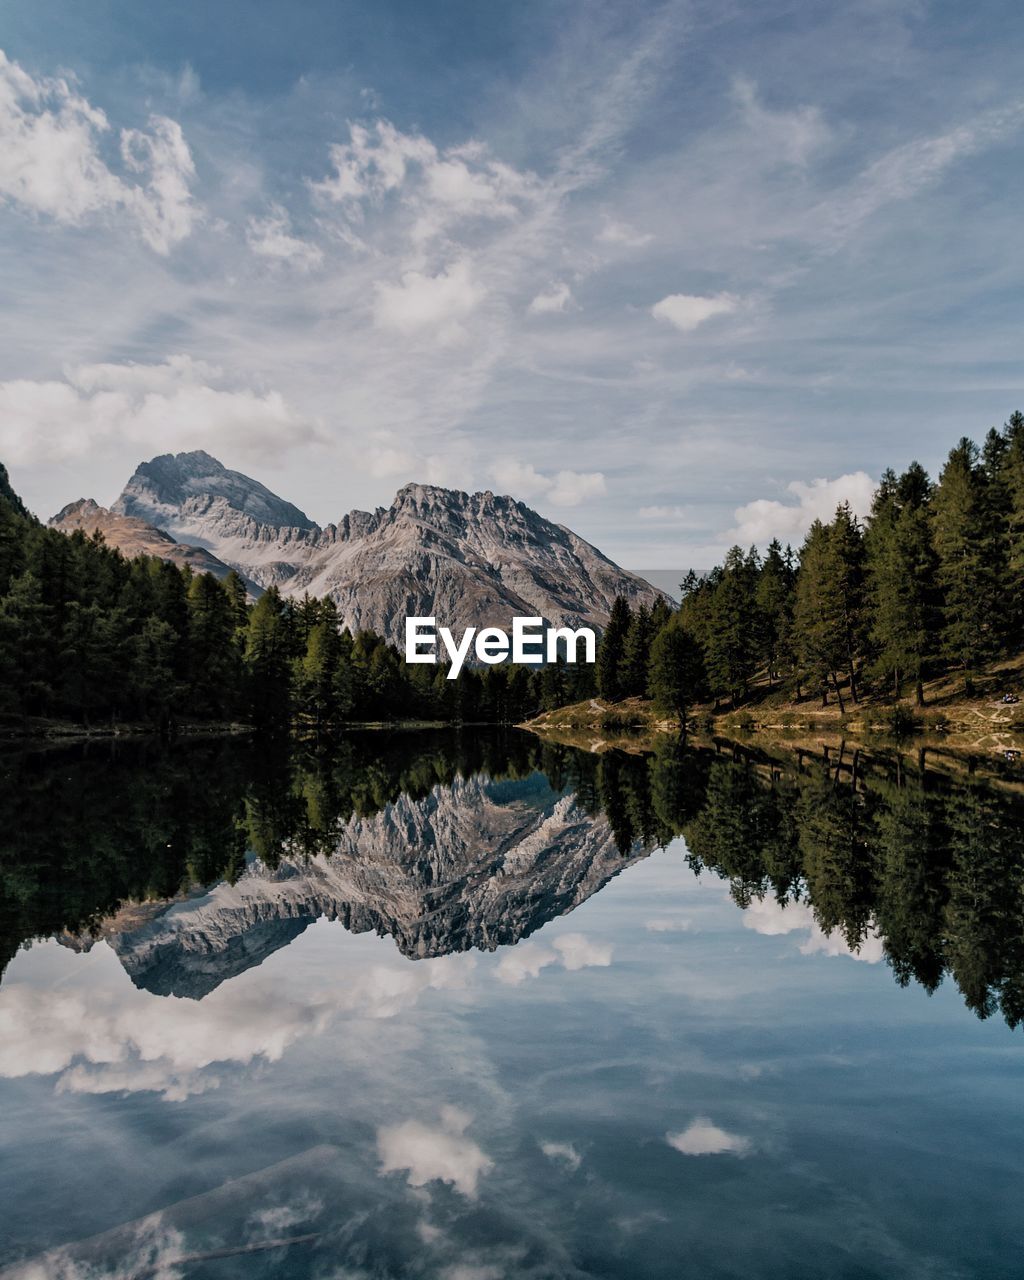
[0,465,588,732]
[593,412,1024,720]
[5,731,1024,1029]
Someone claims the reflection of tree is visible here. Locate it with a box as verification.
[795,767,874,951]
[942,784,1024,1025]
[872,779,947,994]
[0,730,544,981]
[4,731,1024,1031]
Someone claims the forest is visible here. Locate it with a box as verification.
[598,412,1024,721]
[0,464,590,732]
[2,410,1022,734]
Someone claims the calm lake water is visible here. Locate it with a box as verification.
[1,731,1023,1279]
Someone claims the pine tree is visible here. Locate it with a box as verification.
[187,572,241,717]
[596,596,631,702]
[703,547,756,707]
[622,603,654,697]
[866,463,935,703]
[0,570,53,714]
[298,620,342,732]
[792,521,849,710]
[932,438,997,677]
[754,539,795,686]
[648,622,706,728]
[244,587,293,728]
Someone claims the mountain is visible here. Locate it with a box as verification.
[97,449,667,644]
[65,771,644,999]
[49,497,248,584]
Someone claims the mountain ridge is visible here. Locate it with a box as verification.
[55,451,668,646]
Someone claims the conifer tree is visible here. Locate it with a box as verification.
[866,463,935,703]
[703,547,756,707]
[931,438,997,676]
[244,587,293,728]
[754,539,795,686]
[792,520,849,710]
[596,596,631,701]
[622,603,654,697]
[648,622,706,728]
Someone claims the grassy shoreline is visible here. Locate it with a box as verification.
[519,653,1024,757]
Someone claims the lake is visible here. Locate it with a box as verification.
[1,731,1023,1279]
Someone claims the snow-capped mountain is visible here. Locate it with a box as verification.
[52,450,666,644]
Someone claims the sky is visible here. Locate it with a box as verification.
[1,0,1023,568]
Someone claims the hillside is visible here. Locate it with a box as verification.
[49,498,251,586]
[523,652,1024,756]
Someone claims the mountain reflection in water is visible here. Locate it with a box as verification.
[3,730,1024,1280]
[3,731,1024,1027]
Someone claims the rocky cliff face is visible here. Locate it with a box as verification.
[49,498,252,584]
[91,772,644,999]
[85,451,666,644]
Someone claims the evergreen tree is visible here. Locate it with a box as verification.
[754,539,795,686]
[703,547,756,707]
[792,520,849,709]
[596,596,631,701]
[622,603,654,697]
[932,438,997,676]
[648,622,706,728]
[244,587,293,729]
[866,463,935,703]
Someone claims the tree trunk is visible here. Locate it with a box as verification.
[915,679,925,708]
[832,673,846,715]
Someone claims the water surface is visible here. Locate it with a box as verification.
[1,733,1022,1279]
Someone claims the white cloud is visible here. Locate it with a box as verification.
[549,469,607,508]
[373,259,485,343]
[552,932,612,970]
[731,76,830,167]
[821,100,1024,246]
[311,118,536,243]
[597,218,652,248]
[540,1140,582,1172]
[651,292,738,333]
[666,1118,750,1157]
[636,505,704,529]
[489,458,607,509]
[0,49,197,253]
[742,896,884,964]
[528,282,573,314]
[377,1106,493,1198]
[0,355,323,467]
[495,932,611,986]
[246,204,323,269]
[0,939,466,1101]
[728,471,876,545]
[312,119,435,205]
[495,943,558,986]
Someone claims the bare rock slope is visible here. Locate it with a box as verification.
[100,450,666,644]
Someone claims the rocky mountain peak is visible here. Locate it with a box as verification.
[55,450,667,643]
[113,450,318,534]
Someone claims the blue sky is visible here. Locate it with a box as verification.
[1,0,1023,566]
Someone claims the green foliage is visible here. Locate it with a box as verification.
[648,622,706,726]
[596,595,631,701]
